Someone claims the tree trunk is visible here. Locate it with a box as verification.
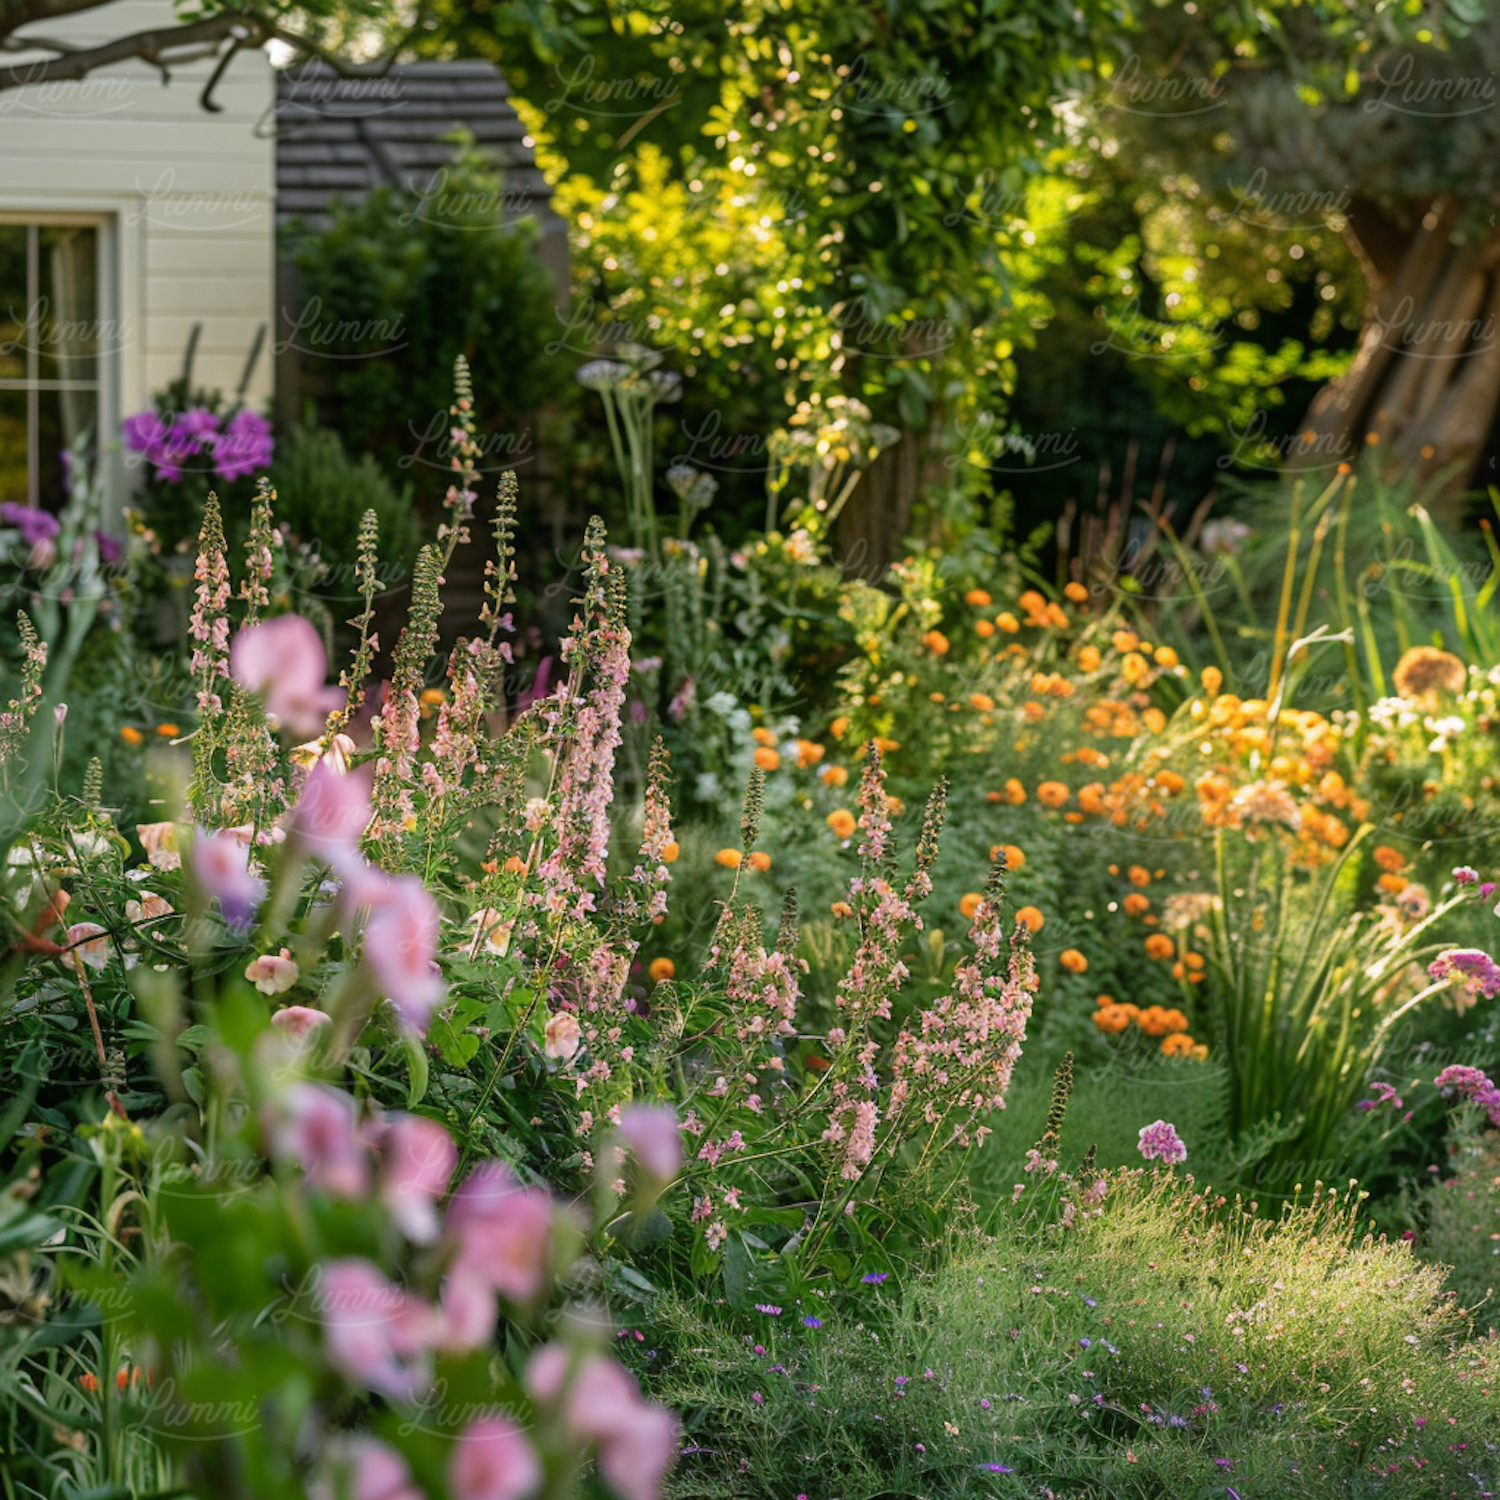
[1290,197,1500,511]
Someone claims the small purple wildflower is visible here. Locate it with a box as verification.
[861,1271,890,1284]
[802,1316,822,1329]
[754,1304,782,1316]
[1137,1119,1187,1164]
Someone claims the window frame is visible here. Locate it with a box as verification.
[0,210,116,510]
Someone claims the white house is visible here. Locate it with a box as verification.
[0,0,275,510]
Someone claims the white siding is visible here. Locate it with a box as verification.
[0,0,275,503]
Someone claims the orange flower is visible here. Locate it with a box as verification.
[996,611,1020,633]
[989,843,1025,870]
[830,716,849,738]
[827,808,857,839]
[873,736,901,754]
[715,849,742,869]
[752,727,777,747]
[1154,770,1185,794]
[1136,1005,1172,1036]
[1045,603,1069,628]
[120,725,144,746]
[1036,780,1070,808]
[155,723,180,738]
[1112,629,1139,652]
[959,892,984,919]
[749,851,772,872]
[1184,951,1205,971]
[80,1372,100,1393]
[831,900,854,918]
[1003,778,1026,805]
[754,747,781,771]
[1060,948,1088,973]
[1018,589,1046,616]
[1201,665,1223,695]
[1160,1032,1197,1056]
[504,855,528,874]
[649,957,675,982]
[1127,865,1151,887]
[1077,644,1101,673]
[1093,1004,1131,1034]
[975,619,996,638]
[420,688,447,708]
[1123,892,1150,916]
[1064,581,1090,603]
[1153,645,1179,668]
[965,588,993,607]
[1022,700,1046,721]
[1377,872,1408,894]
[969,692,995,712]
[796,739,826,768]
[885,795,904,816]
[1142,707,1167,734]
[1373,845,1406,873]
[1014,905,1044,932]
[931,691,947,702]
[1121,652,1151,686]
[662,841,680,863]
[1144,934,1175,961]
[922,630,951,655]
[821,765,848,788]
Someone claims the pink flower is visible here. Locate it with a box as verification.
[617,1105,682,1181]
[191,829,267,928]
[436,1271,497,1353]
[64,923,110,971]
[230,614,342,738]
[270,1005,330,1041]
[357,870,445,1034]
[245,948,299,995]
[378,1114,457,1243]
[345,1439,424,1500]
[1137,1119,1187,1165]
[287,759,373,866]
[1429,948,1500,998]
[264,1082,370,1197]
[445,1161,554,1303]
[136,821,181,870]
[527,1344,679,1500]
[448,1416,542,1500]
[319,1259,432,1400]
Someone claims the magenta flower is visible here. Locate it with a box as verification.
[377,1113,457,1244]
[318,1259,431,1400]
[448,1415,542,1500]
[230,614,343,739]
[213,407,275,481]
[1137,1119,1187,1165]
[1433,1065,1500,1126]
[445,1161,555,1303]
[1428,948,1500,999]
[357,870,445,1033]
[264,1082,370,1197]
[0,502,61,546]
[190,828,267,928]
[617,1104,683,1181]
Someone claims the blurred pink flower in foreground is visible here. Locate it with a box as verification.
[286,758,374,866]
[347,1439,424,1500]
[377,1113,457,1243]
[617,1104,682,1182]
[269,1005,329,1041]
[446,1161,554,1302]
[528,1342,680,1500]
[265,1081,370,1197]
[357,870,445,1033]
[191,828,267,928]
[319,1259,430,1401]
[229,614,342,738]
[448,1415,542,1500]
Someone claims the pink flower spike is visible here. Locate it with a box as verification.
[1137,1119,1187,1165]
[446,1162,554,1303]
[378,1114,458,1243]
[617,1104,683,1181]
[191,828,267,929]
[265,1082,370,1197]
[358,871,445,1034]
[229,613,342,738]
[449,1416,542,1500]
[287,759,373,865]
[346,1439,424,1500]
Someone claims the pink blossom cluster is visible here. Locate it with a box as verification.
[1137,1120,1188,1165]
[1433,1065,1500,1126]
[888,901,1037,1148]
[1428,948,1500,999]
[267,1087,678,1500]
[188,507,232,716]
[123,405,273,483]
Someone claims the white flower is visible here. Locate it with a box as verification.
[543,1012,581,1061]
[468,908,515,958]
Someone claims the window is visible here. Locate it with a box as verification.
[0,221,101,509]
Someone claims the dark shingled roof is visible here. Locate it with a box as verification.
[274,59,560,234]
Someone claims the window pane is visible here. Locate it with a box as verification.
[0,226,27,382]
[39,385,95,508]
[39,226,98,383]
[0,389,28,505]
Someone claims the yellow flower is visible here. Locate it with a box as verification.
[1201,665,1222,695]
[1153,645,1179,668]
[1077,644,1101,673]
[661,841,680,864]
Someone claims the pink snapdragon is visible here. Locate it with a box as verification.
[245,948,299,995]
[264,1081,370,1197]
[269,1005,330,1041]
[445,1161,555,1303]
[617,1104,683,1182]
[191,828,267,928]
[355,870,445,1033]
[230,614,343,738]
[448,1415,542,1500]
[319,1259,431,1401]
[345,1439,424,1500]
[286,759,373,866]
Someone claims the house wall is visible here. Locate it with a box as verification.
[0,0,275,503]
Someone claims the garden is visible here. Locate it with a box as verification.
[3,2,1500,1498]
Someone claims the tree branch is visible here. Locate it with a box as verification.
[0,12,249,90]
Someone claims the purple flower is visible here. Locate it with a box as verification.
[1433,1065,1500,1127]
[1453,866,1480,885]
[978,1464,1013,1474]
[802,1316,822,1329]
[1137,1119,1187,1164]
[861,1271,889,1285]
[754,1304,781,1316]
[1429,948,1500,998]
[0,503,61,546]
[213,407,274,481]
[94,530,123,565]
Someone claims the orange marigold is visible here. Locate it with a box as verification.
[965,588,992,607]
[120,725,144,746]
[1060,948,1088,973]
[969,692,996,711]
[796,739,826,768]
[1201,665,1223,695]
[649,957,676,982]
[827,808,857,839]
[1036,780,1070,808]
[989,843,1025,870]
[1160,1032,1197,1056]
[996,611,1020,633]
[754,747,781,771]
[752,727,777,747]
[749,851,772,872]
[959,892,983,919]
[1064,581,1090,603]
[1377,872,1408,894]
[1373,845,1406,873]
[1014,905,1044,932]
[821,765,849,788]
[1112,629,1139,652]
[830,716,850,738]
[975,619,996,638]
[1077,644,1101,672]
[1003,778,1026,805]
[1093,1004,1131,1034]
[1121,652,1151,686]
[1144,933,1175,961]
[922,630,951,655]
[831,900,854,918]
[1123,893,1150,916]
[715,848,742,869]
[1153,645,1179,668]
